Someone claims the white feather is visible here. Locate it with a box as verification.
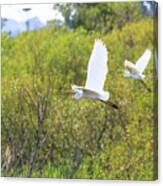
[85,39,108,93]
[135,49,151,73]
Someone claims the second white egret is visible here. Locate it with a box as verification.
[124,49,151,80]
[123,49,151,91]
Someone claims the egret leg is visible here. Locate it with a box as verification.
[140,80,151,92]
[100,100,119,109]
[107,101,119,109]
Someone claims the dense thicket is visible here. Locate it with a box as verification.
[2,17,157,180]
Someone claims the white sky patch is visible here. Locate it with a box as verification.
[1,4,64,24]
[143,1,151,11]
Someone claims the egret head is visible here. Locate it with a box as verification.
[100,91,110,101]
[73,89,83,100]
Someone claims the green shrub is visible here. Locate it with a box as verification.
[1,19,157,180]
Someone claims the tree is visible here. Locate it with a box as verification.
[54,2,143,34]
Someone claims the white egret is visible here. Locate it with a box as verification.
[124,49,151,91]
[124,49,151,80]
[72,39,118,109]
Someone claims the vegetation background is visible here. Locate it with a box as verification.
[1,2,158,180]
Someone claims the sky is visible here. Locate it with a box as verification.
[143,1,151,11]
[1,4,64,24]
[1,2,152,24]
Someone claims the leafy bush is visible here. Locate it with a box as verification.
[1,19,157,180]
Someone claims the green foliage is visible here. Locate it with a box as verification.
[1,19,157,180]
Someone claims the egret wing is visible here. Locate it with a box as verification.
[135,49,151,73]
[124,60,139,73]
[124,60,135,69]
[85,39,108,92]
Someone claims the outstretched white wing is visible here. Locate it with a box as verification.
[85,39,108,92]
[135,49,151,73]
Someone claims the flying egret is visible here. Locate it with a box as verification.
[123,49,151,91]
[72,39,118,109]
